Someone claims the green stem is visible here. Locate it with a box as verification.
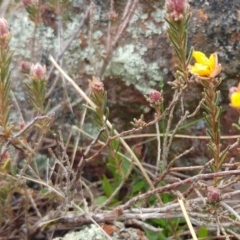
[177,21,188,80]
[0,47,11,133]
[204,86,221,186]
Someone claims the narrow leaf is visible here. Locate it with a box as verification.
[186,47,194,66]
[165,17,178,31]
[102,175,113,198]
[218,145,230,168]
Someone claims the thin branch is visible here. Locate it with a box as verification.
[47,4,92,80]
[117,170,240,211]
[154,147,194,187]
[220,201,240,222]
[70,126,106,190]
[164,110,189,163]
[155,113,161,176]
[97,0,139,77]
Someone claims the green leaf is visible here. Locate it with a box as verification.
[173,48,182,63]
[209,163,216,172]
[207,142,216,158]
[197,226,208,238]
[215,106,222,121]
[184,31,188,53]
[201,102,211,112]
[111,139,120,152]
[165,17,178,31]
[94,196,108,205]
[175,65,184,73]
[83,104,96,112]
[214,91,220,105]
[214,124,220,137]
[232,123,240,131]
[104,107,109,123]
[204,114,212,127]
[121,158,132,176]
[183,13,191,28]
[131,180,145,195]
[169,35,180,51]
[186,46,194,66]
[219,145,230,168]
[168,28,179,42]
[102,175,113,198]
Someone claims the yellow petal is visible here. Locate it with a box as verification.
[230,92,240,108]
[191,63,210,77]
[209,64,222,78]
[208,54,216,73]
[192,51,209,65]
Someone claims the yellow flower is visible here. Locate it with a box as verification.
[229,83,240,108]
[190,51,221,78]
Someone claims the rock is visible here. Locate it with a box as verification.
[189,0,240,78]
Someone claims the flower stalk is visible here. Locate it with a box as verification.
[25,63,47,113]
[88,76,107,133]
[165,0,192,86]
[22,0,41,25]
[0,18,12,136]
[192,51,227,186]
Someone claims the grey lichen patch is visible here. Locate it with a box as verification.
[53,225,107,240]
[10,14,34,58]
[127,4,167,38]
[53,223,147,240]
[106,44,161,93]
[103,3,167,92]
[9,10,84,63]
[9,1,169,98]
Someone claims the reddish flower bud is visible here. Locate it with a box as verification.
[0,18,10,48]
[19,122,26,129]
[149,90,163,104]
[0,18,9,39]
[88,76,104,93]
[21,61,31,74]
[30,63,46,80]
[135,119,146,127]
[132,117,146,128]
[109,11,118,21]
[165,0,188,21]
[207,187,221,202]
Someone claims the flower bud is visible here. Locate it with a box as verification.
[131,115,146,128]
[0,18,10,48]
[19,122,26,129]
[30,63,46,80]
[21,61,31,74]
[0,18,9,39]
[165,0,188,21]
[88,76,104,93]
[207,187,221,202]
[148,90,163,104]
[109,11,118,21]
